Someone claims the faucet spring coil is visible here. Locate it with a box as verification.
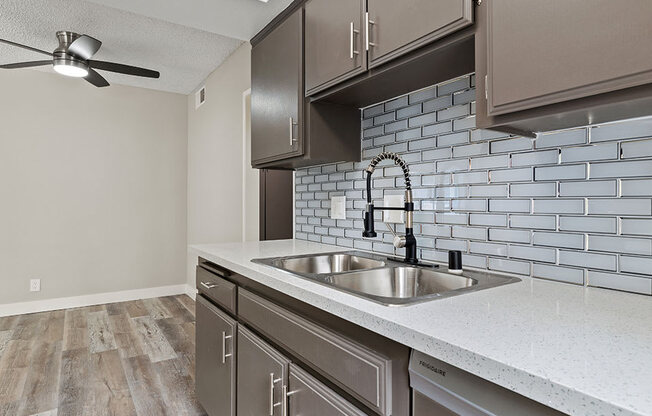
[367,151,412,190]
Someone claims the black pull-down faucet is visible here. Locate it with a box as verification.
[362,152,419,264]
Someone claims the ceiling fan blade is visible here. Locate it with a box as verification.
[84,69,110,88]
[88,60,160,79]
[0,38,52,57]
[67,35,102,60]
[0,60,52,69]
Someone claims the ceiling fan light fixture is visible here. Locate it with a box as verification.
[53,58,89,78]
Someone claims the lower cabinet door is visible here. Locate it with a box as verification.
[196,296,236,416]
[237,326,290,416]
[288,363,367,416]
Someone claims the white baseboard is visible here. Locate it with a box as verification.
[185,284,197,300]
[0,284,196,317]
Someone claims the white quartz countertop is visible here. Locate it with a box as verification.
[190,240,652,416]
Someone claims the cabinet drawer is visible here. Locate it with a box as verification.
[288,363,366,416]
[238,289,391,415]
[196,266,236,314]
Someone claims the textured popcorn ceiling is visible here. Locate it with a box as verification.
[0,0,253,94]
[86,0,295,41]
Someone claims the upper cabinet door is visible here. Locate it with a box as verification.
[304,0,366,95]
[486,0,652,116]
[367,0,474,68]
[251,8,304,164]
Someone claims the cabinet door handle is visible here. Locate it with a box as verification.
[289,117,298,147]
[269,373,275,415]
[350,22,360,59]
[269,373,283,415]
[281,384,297,416]
[365,12,376,51]
[221,331,233,364]
[200,281,218,290]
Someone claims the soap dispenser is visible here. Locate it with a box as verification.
[448,250,463,275]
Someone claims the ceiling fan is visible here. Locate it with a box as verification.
[0,31,160,87]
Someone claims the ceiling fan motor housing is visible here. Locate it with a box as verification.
[52,31,90,76]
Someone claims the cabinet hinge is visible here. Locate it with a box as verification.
[484,75,488,100]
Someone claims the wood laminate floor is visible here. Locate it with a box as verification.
[0,295,205,416]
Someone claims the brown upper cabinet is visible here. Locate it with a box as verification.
[304,0,475,96]
[251,8,304,165]
[304,0,367,95]
[366,0,474,68]
[476,0,652,135]
[251,6,360,169]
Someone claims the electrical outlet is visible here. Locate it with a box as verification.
[383,194,405,223]
[330,196,346,220]
[30,279,40,292]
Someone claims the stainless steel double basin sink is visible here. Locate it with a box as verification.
[253,251,519,306]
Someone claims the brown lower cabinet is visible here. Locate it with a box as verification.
[195,258,565,416]
[236,326,366,416]
[236,326,289,416]
[196,296,237,416]
[195,260,411,416]
[287,364,368,416]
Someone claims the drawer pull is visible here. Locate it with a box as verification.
[221,331,233,364]
[200,281,219,289]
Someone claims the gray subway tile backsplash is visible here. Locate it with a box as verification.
[512,149,559,167]
[533,264,584,285]
[620,138,652,159]
[590,160,652,178]
[490,137,533,154]
[559,180,617,197]
[489,228,531,244]
[535,128,587,149]
[621,179,652,196]
[488,258,530,275]
[586,198,652,216]
[587,271,652,295]
[510,182,557,197]
[534,164,586,181]
[489,167,533,183]
[533,231,584,250]
[296,73,652,296]
[588,235,652,255]
[590,117,652,142]
[620,218,652,236]
[560,143,618,163]
[510,215,556,230]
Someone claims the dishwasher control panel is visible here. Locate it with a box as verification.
[409,351,565,416]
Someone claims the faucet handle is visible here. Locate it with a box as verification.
[385,222,406,249]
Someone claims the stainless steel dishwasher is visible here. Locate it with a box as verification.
[409,350,566,416]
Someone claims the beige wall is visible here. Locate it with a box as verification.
[0,69,188,304]
[187,43,256,286]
